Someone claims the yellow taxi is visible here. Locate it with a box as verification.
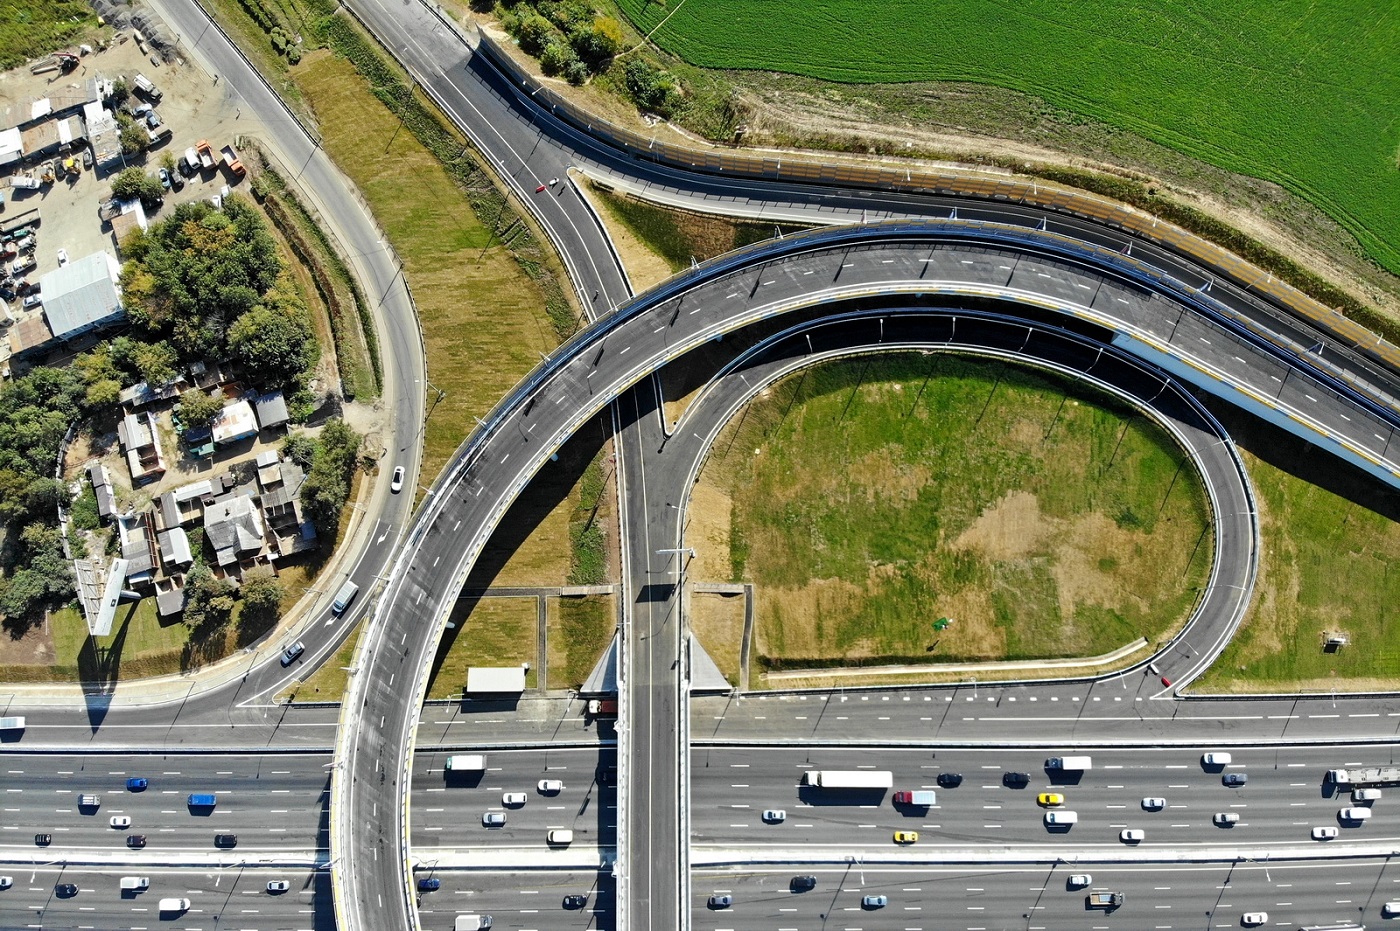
[893,830,919,844]
[1037,792,1065,807]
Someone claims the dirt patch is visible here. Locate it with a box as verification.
[0,614,56,664]
[847,446,931,504]
[685,481,733,583]
[952,490,1051,561]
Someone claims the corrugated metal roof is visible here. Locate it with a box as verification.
[40,251,123,339]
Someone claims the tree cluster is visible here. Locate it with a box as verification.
[291,419,362,539]
[0,367,89,623]
[120,196,316,389]
[500,0,623,86]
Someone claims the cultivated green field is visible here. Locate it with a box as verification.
[695,353,1213,669]
[616,0,1400,275]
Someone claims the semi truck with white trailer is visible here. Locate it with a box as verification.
[1327,766,1400,786]
[1045,756,1093,771]
[802,770,893,789]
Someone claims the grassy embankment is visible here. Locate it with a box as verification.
[692,354,1212,682]
[262,11,615,699]
[0,0,97,70]
[1196,410,1400,692]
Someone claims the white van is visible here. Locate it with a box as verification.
[120,877,149,891]
[547,829,574,845]
[78,794,101,808]
[1352,787,1382,803]
[1202,752,1232,766]
[1340,806,1373,821]
[158,898,190,913]
[454,915,492,930]
[0,715,25,730]
[1044,810,1078,826]
[332,579,359,615]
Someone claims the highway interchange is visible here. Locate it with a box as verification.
[3,0,1400,930]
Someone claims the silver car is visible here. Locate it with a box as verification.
[482,811,506,827]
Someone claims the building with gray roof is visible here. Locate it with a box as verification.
[39,251,124,341]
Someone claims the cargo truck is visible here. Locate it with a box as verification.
[802,770,893,789]
[587,698,617,716]
[893,790,936,806]
[187,793,217,808]
[1086,892,1124,908]
[0,715,24,730]
[220,144,245,177]
[1328,767,1400,787]
[1045,756,1093,771]
[120,877,149,891]
[195,141,216,171]
[158,898,190,913]
[454,915,492,930]
[445,754,486,772]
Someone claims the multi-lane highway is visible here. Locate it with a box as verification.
[692,860,1400,931]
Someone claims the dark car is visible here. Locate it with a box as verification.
[280,641,306,666]
[790,875,817,893]
[170,172,184,191]
[55,883,78,897]
[34,833,51,846]
[214,833,238,848]
[416,878,440,892]
[127,834,147,848]
[126,777,148,791]
[145,110,162,130]
[1003,771,1031,788]
[937,772,964,788]
[1223,773,1248,787]
[562,894,588,909]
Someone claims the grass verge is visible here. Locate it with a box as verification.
[252,154,380,400]
[0,0,98,71]
[1197,408,1400,692]
[426,597,539,700]
[548,595,615,691]
[690,352,1212,673]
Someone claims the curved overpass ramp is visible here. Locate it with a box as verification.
[332,219,1400,931]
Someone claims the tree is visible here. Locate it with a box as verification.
[178,388,225,431]
[238,571,283,633]
[110,167,162,205]
[517,13,553,55]
[132,340,179,385]
[116,113,148,157]
[570,16,622,69]
[160,151,176,173]
[0,570,46,619]
[281,432,317,469]
[182,564,236,635]
[228,303,315,390]
[109,78,130,107]
[83,378,122,410]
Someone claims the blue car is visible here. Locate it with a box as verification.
[126,778,148,791]
[416,878,440,892]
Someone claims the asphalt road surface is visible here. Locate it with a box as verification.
[0,754,328,862]
[414,869,615,931]
[691,860,1400,931]
[0,866,330,930]
[688,745,1399,853]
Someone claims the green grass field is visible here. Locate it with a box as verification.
[695,353,1212,668]
[615,0,1400,275]
[0,0,97,71]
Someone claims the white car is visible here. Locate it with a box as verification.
[1383,901,1400,918]
[1213,812,1240,826]
[266,880,290,893]
[762,809,785,823]
[0,876,11,889]
[1340,806,1372,822]
[1068,874,1092,888]
[1120,828,1145,843]
[1242,913,1268,926]
[390,466,405,493]
[502,792,527,807]
[1203,752,1232,766]
[109,816,131,829]
[538,779,564,794]
[482,811,506,827]
[56,249,68,266]
[1312,825,1340,840]
[1353,787,1382,803]
[1044,810,1077,826]
[1141,797,1165,811]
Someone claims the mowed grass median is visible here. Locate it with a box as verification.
[689,353,1212,674]
[616,0,1400,276]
